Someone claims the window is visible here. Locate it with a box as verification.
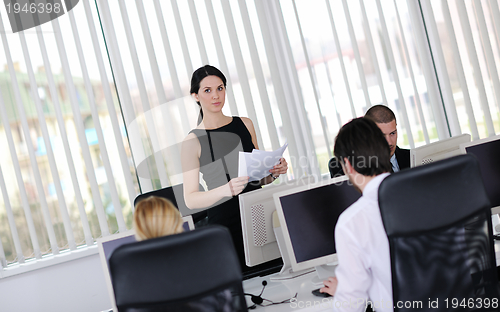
[421,0,500,139]
[0,1,138,268]
[0,0,496,272]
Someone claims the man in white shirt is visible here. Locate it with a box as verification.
[364,105,410,173]
[320,117,394,312]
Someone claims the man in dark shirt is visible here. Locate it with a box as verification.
[364,105,410,172]
[329,105,410,177]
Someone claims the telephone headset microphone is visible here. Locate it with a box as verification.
[245,280,267,307]
[244,280,297,309]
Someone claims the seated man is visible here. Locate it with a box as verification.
[364,105,410,172]
[321,117,393,312]
[329,105,409,177]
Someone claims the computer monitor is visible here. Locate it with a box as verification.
[410,134,471,167]
[273,175,361,281]
[460,135,500,231]
[238,176,315,272]
[97,216,194,312]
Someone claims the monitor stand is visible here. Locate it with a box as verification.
[270,222,314,281]
[311,263,338,285]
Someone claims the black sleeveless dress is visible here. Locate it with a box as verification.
[189,117,261,267]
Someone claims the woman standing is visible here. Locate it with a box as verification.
[181,65,288,269]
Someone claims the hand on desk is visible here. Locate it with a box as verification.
[320,276,338,296]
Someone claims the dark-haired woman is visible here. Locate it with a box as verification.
[181,65,288,269]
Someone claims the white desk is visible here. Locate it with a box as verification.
[243,240,500,312]
[496,240,500,266]
[243,271,334,312]
[100,240,500,312]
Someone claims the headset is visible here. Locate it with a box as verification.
[244,280,297,309]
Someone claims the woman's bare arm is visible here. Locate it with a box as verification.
[181,133,248,209]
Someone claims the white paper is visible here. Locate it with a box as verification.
[238,142,288,182]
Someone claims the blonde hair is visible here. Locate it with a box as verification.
[133,196,184,241]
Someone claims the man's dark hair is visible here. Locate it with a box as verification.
[334,117,391,176]
[365,104,396,124]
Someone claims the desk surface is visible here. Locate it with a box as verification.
[242,240,500,312]
[100,241,500,312]
[243,271,334,312]
[496,240,500,266]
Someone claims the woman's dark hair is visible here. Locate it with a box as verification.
[333,117,391,176]
[190,65,227,125]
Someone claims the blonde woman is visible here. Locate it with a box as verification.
[132,196,234,312]
[133,196,183,241]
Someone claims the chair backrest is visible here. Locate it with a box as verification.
[378,154,498,311]
[109,225,247,312]
[134,183,207,224]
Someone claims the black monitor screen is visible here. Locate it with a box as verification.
[466,139,500,207]
[279,182,361,263]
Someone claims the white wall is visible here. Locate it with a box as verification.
[0,254,111,312]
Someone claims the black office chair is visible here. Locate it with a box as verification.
[109,225,247,312]
[134,183,208,225]
[328,157,344,178]
[378,154,499,311]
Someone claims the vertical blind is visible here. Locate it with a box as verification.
[0,0,498,270]
[0,0,138,268]
[420,0,500,140]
